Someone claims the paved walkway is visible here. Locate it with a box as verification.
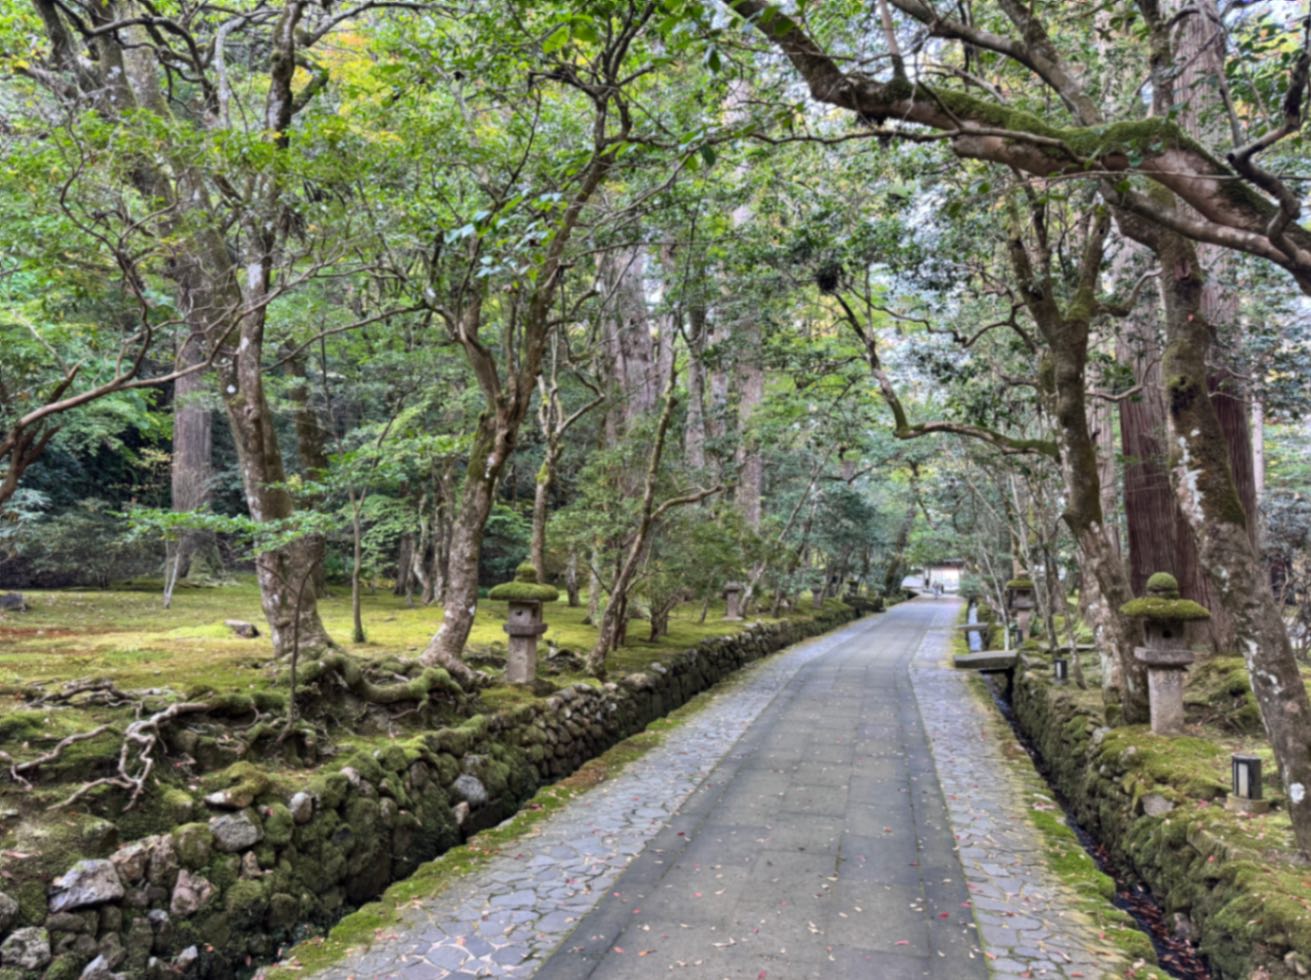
[304,599,1123,980]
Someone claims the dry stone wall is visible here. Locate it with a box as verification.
[1010,659,1311,980]
[0,607,855,980]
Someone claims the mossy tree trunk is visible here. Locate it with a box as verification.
[1146,229,1311,854]
[1006,209,1150,723]
[421,415,507,687]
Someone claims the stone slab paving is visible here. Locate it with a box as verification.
[909,600,1131,979]
[304,600,1126,980]
[302,620,865,980]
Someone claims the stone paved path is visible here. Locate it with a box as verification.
[305,599,1124,980]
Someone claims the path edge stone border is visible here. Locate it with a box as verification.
[907,615,1147,978]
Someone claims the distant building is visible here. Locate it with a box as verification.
[924,560,965,593]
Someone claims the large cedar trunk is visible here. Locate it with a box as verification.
[1006,214,1150,721]
[1153,231,1311,855]
[166,328,213,601]
[1050,346,1149,722]
[684,298,709,471]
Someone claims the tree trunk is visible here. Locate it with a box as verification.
[564,549,581,607]
[530,453,553,582]
[734,320,764,530]
[684,298,709,471]
[284,349,330,598]
[1153,229,1311,855]
[587,543,602,624]
[1050,358,1149,722]
[394,533,415,597]
[222,302,333,659]
[350,493,365,643]
[587,361,685,676]
[166,327,213,605]
[419,418,505,685]
[882,482,918,596]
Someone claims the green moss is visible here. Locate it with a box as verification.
[225,878,269,925]
[173,822,214,869]
[252,690,287,713]
[487,581,559,602]
[205,854,240,891]
[203,761,273,802]
[262,803,294,846]
[0,710,59,743]
[1144,572,1180,596]
[1005,577,1034,591]
[1119,596,1211,621]
[43,955,84,980]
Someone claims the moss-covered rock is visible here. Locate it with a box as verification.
[224,879,268,927]
[262,803,294,847]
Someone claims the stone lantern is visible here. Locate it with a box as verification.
[1005,575,1036,639]
[812,575,826,610]
[846,577,861,599]
[1120,572,1210,735]
[723,581,745,621]
[488,562,559,686]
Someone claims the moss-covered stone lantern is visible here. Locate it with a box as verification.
[846,577,861,599]
[811,575,826,610]
[1120,572,1210,735]
[488,562,559,686]
[1005,575,1036,639]
[723,581,745,621]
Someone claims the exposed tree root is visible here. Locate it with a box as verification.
[51,702,212,811]
[0,725,114,789]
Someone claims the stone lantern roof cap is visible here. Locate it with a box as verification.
[1145,571,1180,598]
[1005,577,1034,591]
[1120,570,1209,621]
[1119,596,1210,622]
[489,561,559,602]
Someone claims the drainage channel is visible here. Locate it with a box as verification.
[981,674,1213,980]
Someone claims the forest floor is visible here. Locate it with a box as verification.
[0,577,760,696]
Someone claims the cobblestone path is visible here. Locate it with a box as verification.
[307,600,1125,979]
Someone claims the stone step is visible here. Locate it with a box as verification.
[952,650,1018,671]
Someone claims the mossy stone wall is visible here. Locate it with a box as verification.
[0,607,855,980]
[1010,661,1311,980]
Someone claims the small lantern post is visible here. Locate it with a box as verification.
[846,577,861,599]
[1053,655,1069,685]
[812,575,825,610]
[488,562,559,686]
[723,581,745,621]
[1226,754,1272,814]
[1005,575,1036,640]
[1119,572,1210,736]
